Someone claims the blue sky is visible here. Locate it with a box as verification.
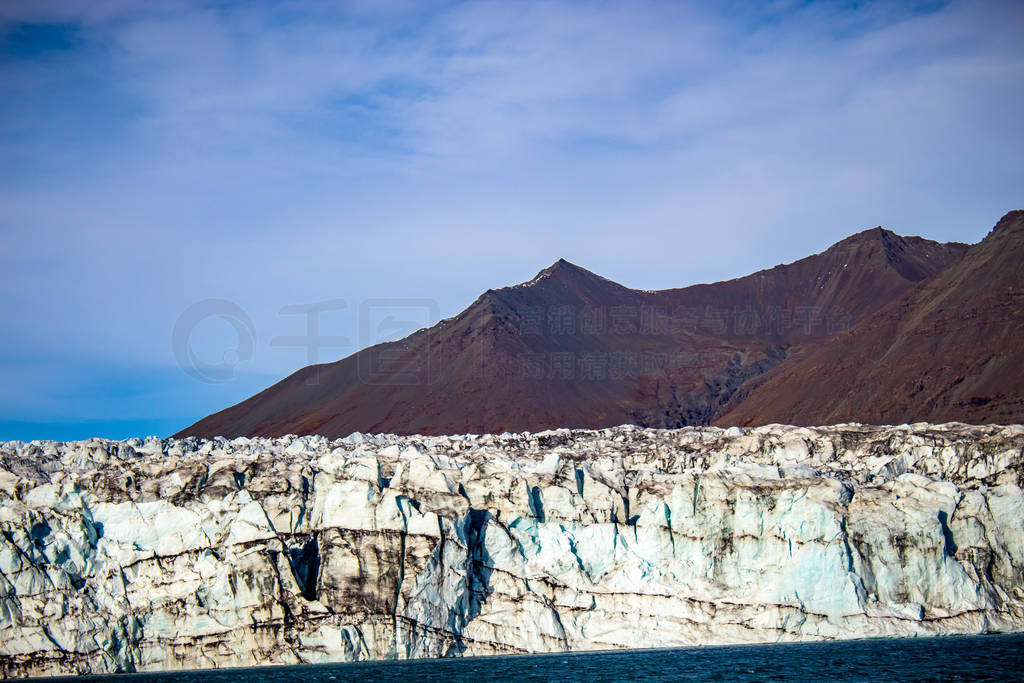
[1,0,1022,441]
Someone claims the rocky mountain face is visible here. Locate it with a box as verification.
[177,221,974,439]
[3,424,1024,676]
[720,210,1024,426]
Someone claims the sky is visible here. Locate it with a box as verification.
[1,0,1022,441]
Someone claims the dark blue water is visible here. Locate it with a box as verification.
[39,634,1024,682]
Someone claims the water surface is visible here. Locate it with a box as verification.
[40,633,1024,682]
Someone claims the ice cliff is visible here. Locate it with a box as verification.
[2,423,1024,676]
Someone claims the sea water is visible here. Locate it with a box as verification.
[36,633,1024,682]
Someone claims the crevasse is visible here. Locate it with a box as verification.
[1,423,1023,676]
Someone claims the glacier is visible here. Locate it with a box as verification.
[1,423,1023,677]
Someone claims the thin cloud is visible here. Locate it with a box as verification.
[0,0,1021,438]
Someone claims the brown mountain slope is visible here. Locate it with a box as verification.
[651,227,968,341]
[176,227,968,438]
[179,260,740,436]
[717,210,1024,426]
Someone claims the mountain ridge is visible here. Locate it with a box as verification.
[718,209,1024,426]
[176,216,1002,439]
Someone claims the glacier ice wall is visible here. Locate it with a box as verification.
[2,423,1023,676]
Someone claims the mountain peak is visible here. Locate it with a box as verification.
[819,225,968,281]
[521,258,596,286]
[542,257,582,274]
[991,209,1024,237]
[837,226,894,244]
[484,257,642,309]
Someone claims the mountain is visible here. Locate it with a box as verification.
[718,210,1024,426]
[649,227,970,340]
[176,219,979,438]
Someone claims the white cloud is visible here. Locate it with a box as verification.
[0,0,1022,431]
